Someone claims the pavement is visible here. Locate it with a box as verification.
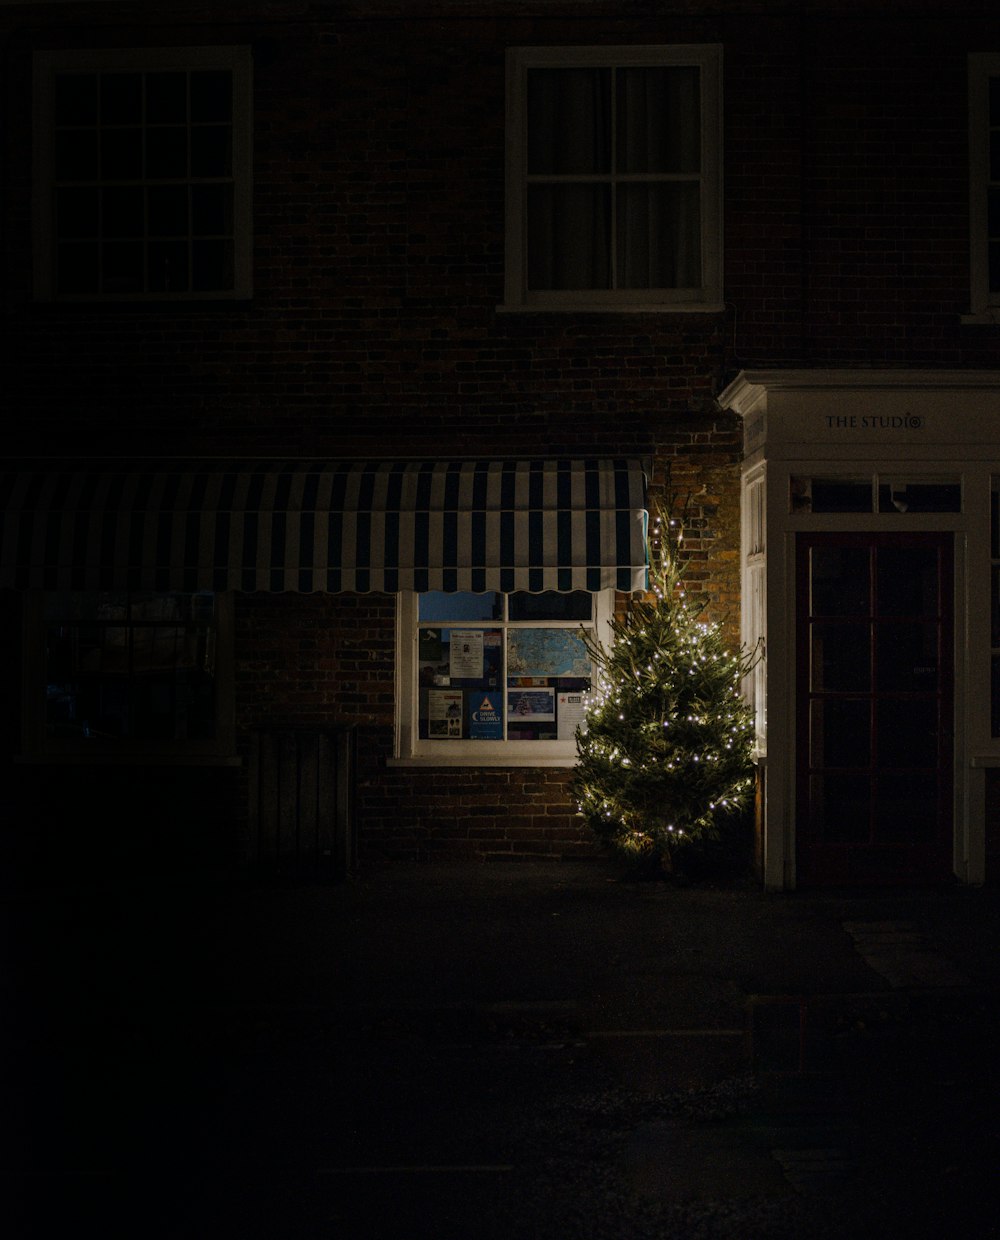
[6,857,1000,1238]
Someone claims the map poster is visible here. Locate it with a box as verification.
[507,686,556,722]
[468,691,503,740]
[428,689,463,737]
[450,629,484,679]
[557,691,587,741]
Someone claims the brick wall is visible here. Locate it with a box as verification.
[5,1,999,866]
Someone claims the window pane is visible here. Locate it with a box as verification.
[617,182,701,288]
[100,73,142,124]
[191,71,232,123]
[811,622,871,691]
[806,479,873,513]
[148,240,189,292]
[527,184,610,290]
[55,73,98,126]
[616,66,700,174]
[876,547,938,617]
[43,592,218,744]
[102,186,144,237]
[101,127,143,179]
[810,772,871,842]
[146,72,187,124]
[874,772,937,843]
[527,67,610,174]
[877,482,961,513]
[192,183,232,235]
[56,188,100,238]
[810,698,870,768]
[877,698,938,769]
[148,185,189,236]
[55,129,99,180]
[508,591,591,621]
[810,546,870,616]
[990,75,1000,126]
[146,126,188,178]
[419,592,501,621]
[101,240,144,294]
[56,243,99,293]
[876,623,938,692]
[191,125,231,177]
[192,239,233,291]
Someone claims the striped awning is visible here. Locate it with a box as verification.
[0,459,648,594]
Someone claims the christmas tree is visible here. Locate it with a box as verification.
[571,507,757,874]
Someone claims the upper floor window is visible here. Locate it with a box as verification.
[968,54,1000,320]
[504,45,722,312]
[33,46,252,301]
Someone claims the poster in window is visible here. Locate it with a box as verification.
[428,689,463,738]
[450,629,484,679]
[507,687,556,722]
[419,628,444,662]
[507,629,591,678]
[557,691,587,741]
[468,691,503,740]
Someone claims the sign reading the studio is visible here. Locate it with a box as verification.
[824,414,925,430]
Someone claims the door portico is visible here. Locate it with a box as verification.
[719,369,1000,890]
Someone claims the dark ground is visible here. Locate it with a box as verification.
[5,857,1000,1238]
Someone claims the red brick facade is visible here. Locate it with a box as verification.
[3,1,999,870]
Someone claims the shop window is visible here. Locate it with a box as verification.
[33,47,252,300]
[967,54,1000,320]
[397,590,611,763]
[504,45,722,311]
[22,591,234,759]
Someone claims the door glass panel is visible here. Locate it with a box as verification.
[809,546,870,615]
[876,623,938,691]
[810,699,870,767]
[811,623,871,691]
[876,546,938,616]
[810,773,870,842]
[874,772,937,842]
[876,698,938,768]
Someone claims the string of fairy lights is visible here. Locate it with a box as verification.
[570,509,756,860]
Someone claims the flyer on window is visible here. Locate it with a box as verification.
[507,686,555,722]
[428,689,463,737]
[468,691,503,740]
[449,629,484,679]
[557,691,587,741]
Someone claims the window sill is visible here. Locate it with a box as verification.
[497,302,726,315]
[959,311,1000,325]
[389,755,576,768]
[15,752,242,766]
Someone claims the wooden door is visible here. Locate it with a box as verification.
[796,533,954,886]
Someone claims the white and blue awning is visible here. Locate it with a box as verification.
[0,459,648,594]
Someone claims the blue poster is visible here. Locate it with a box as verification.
[468,691,503,740]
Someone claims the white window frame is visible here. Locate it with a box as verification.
[966,53,1000,322]
[503,44,723,313]
[20,590,237,764]
[393,589,614,766]
[33,45,253,302]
